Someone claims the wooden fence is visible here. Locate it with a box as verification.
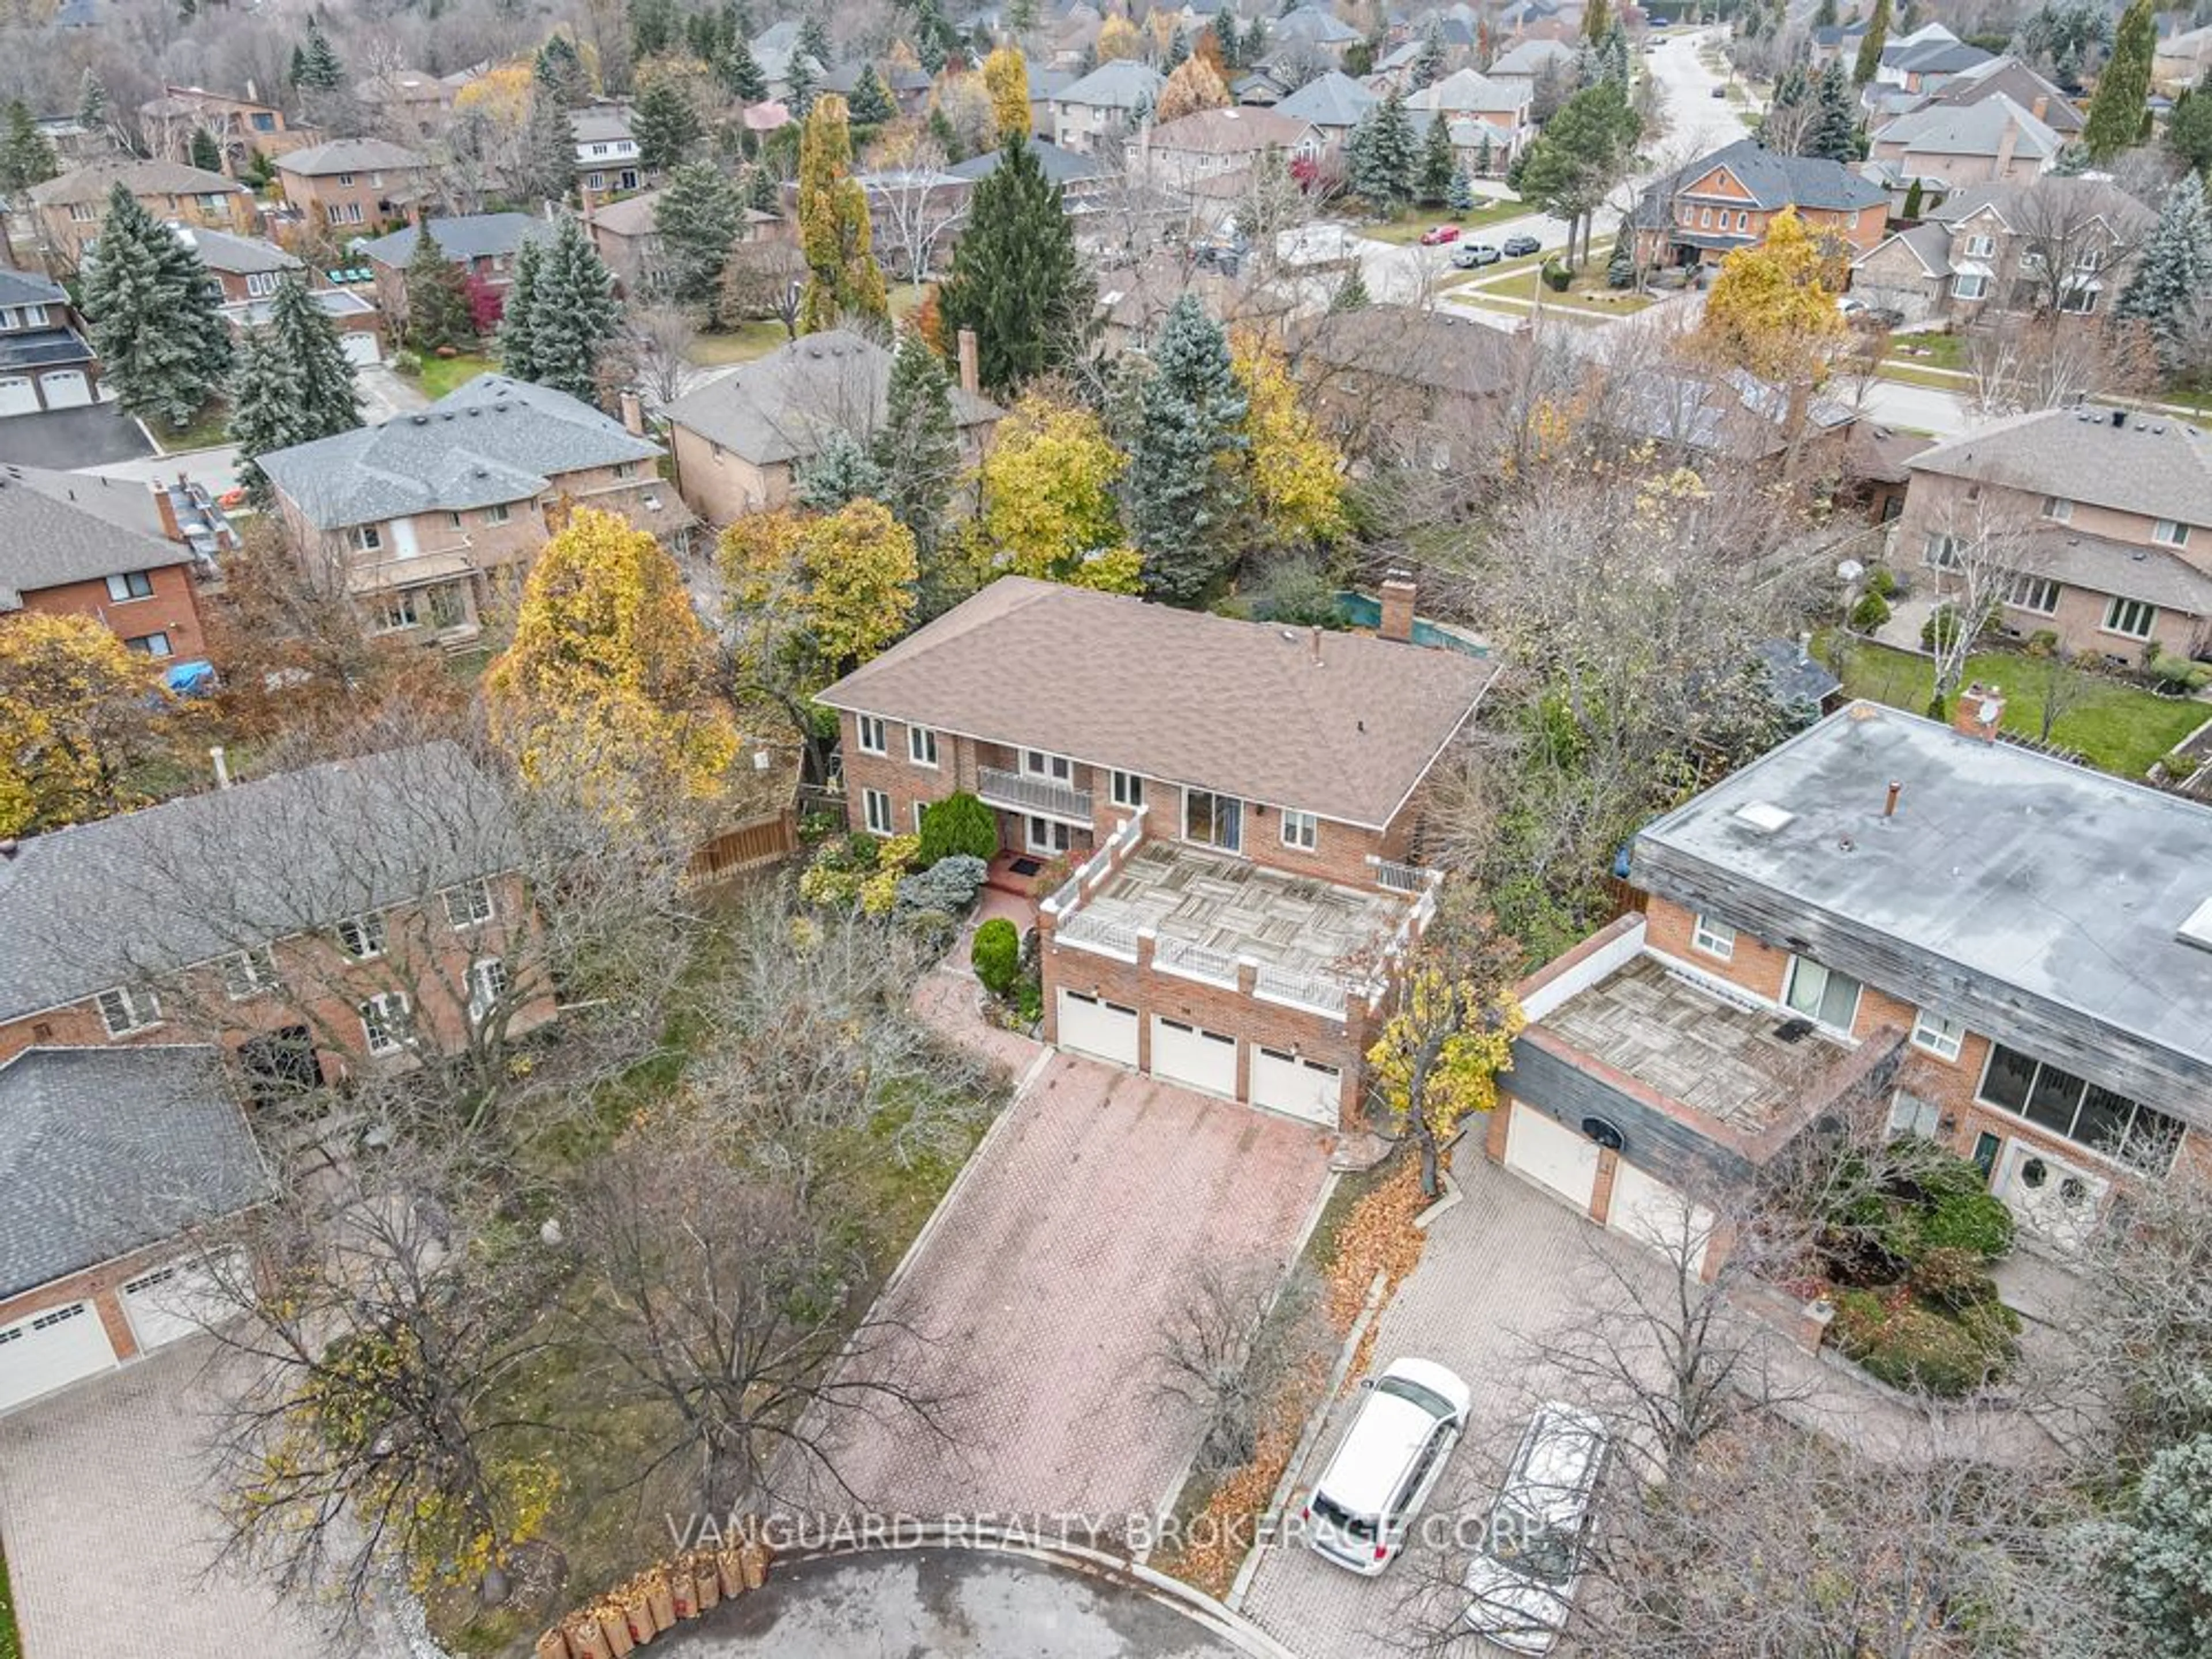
[687,809,798,884]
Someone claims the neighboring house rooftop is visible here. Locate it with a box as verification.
[0,267,67,306]
[1876,93,2060,161]
[1294,302,1528,400]
[2018,525,2212,615]
[1923,176,2154,241]
[589,187,666,236]
[1671,138,1891,213]
[1272,69,1379,128]
[819,575,1498,829]
[1271,3,1363,44]
[945,137,1108,184]
[357,213,553,269]
[29,158,244,206]
[0,464,191,601]
[1055,59,1166,111]
[1927,54,2082,132]
[167,225,302,275]
[1487,38,1578,77]
[571,105,635,146]
[1406,67,1526,115]
[662,328,999,467]
[1895,40,1996,78]
[259,373,660,531]
[275,138,428,177]
[0,1046,268,1301]
[1857,218,1955,278]
[1907,404,2212,533]
[1147,105,1315,154]
[0,463,179,544]
[1753,637,1843,717]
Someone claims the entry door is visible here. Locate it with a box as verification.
[239,1024,323,1109]
[0,1301,119,1413]
[1997,1141,2109,1251]
[1150,1017,1237,1097]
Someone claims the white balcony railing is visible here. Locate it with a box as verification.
[978,765,1092,822]
[1055,911,1141,960]
[1254,964,1350,1017]
[1370,857,1444,895]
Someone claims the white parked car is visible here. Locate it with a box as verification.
[1302,1357,1471,1575]
[1463,1402,1609,1654]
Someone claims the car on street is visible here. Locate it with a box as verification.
[1452,243,1503,268]
[1419,224,1463,246]
[1501,234,1542,257]
[1710,84,1728,97]
[1302,1357,1471,1576]
[1463,1403,1609,1654]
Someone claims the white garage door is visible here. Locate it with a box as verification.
[1058,989,1138,1069]
[1505,1102,1601,1211]
[340,331,381,366]
[1151,1017,1238,1098]
[1607,1162,1715,1277]
[1251,1046,1340,1126]
[39,368,91,408]
[0,1301,119,1414]
[0,375,38,416]
[122,1255,240,1351]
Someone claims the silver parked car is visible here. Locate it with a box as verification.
[1302,1357,1472,1575]
[1463,1402,1609,1653]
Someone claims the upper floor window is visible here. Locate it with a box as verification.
[1281,808,1318,851]
[0,304,49,328]
[1691,914,1735,960]
[360,991,414,1056]
[2041,496,2071,522]
[69,203,97,223]
[1184,789,1243,854]
[908,725,940,768]
[336,911,388,959]
[2154,520,2191,548]
[1784,956,1862,1034]
[245,270,279,298]
[443,878,494,929]
[1910,1009,1964,1062]
[855,714,887,755]
[251,112,275,131]
[106,570,155,601]
[221,945,279,1000]
[483,503,511,527]
[613,461,636,480]
[1976,1043,2180,1175]
[353,523,384,552]
[97,984,160,1036]
[197,193,229,213]
[1024,749,1073,783]
[1963,233,1995,258]
[1109,770,1143,809]
[336,171,356,185]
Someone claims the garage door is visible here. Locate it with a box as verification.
[1058,989,1138,1069]
[1150,1017,1237,1098]
[122,1255,240,1351]
[0,376,38,416]
[340,331,381,366]
[1504,1102,1601,1211]
[1607,1162,1715,1277]
[39,368,91,408]
[0,1301,119,1414]
[1251,1046,1340,1126]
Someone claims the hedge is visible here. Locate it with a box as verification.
[919,792,999,865]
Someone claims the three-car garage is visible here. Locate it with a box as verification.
[1050,990,1346,1128]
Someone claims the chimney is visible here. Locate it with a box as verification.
[1993,115,2020,179]
[619,389,644,436]
[150,478,183,542]
[210,745,232,789]
[1379,570,1418,642]
[956,327,981,399]
[1883,779,1902,817]
[1951,682,2005,743]
[2030,94,2048,122]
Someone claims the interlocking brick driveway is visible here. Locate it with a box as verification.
[793,1054,1334,1532]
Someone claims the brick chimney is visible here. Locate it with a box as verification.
[1379,570,1418,642]
[2029,94,2048,123]
[956,327,981,399]
[1952,681,2005,742]
[150,478,183,542]
[618,390,645,435]
[1993,115,2020,179]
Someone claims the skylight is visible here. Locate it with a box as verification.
[2180,895,2212,955]
[1734,801,1796,835]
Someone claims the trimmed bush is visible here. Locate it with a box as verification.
[895,853,987,917]
[1849,592,1891,631]
[1014,976,1043,1024]
[1907,1245,1997,1312]
[2162,750,2202,781]
[919,791,999,865]
[1541,260,1571,293]
[1919,1187,2015,1258]
[971,916,1021,998]
[1865,565,1898,599]
[1831,1289,2019,1396]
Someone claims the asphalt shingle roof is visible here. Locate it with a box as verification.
[1677,139,1890,212]
[819,576,1498,828]
[256,373,660,531]
[1907,405,2212,532]
[944,137,1106,184]
[29,158,242,206]
[358,213,554,269]
[275,137,428,177]
[0,1046,268,1299]
[168,225,302,275]
[1271,70,1380,128]
[0,464,190,596]
[1877,93,2059,160]
[1054,59,1166,110]
[0,268,67,307]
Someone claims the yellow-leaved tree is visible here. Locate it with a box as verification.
[1096,13,1143,62]
[974,393,1143,592]
[1156,54,1230,124]
[452,60,535,128]
[1230,329,1348,548]
[0,611,161,838]
[1366,896,1526,1196]
[797,94,889,333]
[982,45,1032,143]
[485,506,740,823]
[1697,206,1846,385]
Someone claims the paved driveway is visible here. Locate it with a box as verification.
[793,1055,1334,1534]
[0,402,153,468]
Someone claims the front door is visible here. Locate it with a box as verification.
[1027,815,1073,855]
[1996,1140,2109,1252]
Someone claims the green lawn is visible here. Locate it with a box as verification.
[148,400,232,455]
[684,320,795,366]
[0,1539,18,1659]
[1885,331,1968,370]
[1876,361,1968,392]
[1364,198,1527,245]
[1831,638,2209,778]
[1485,266,1658,315]
[403,351,497,399]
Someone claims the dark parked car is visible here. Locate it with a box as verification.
[1501,234,1542,257]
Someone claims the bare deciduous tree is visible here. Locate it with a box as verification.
[1154,1262,1329,1475]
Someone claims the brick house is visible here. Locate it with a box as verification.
[1140,107,1321,198]
[1631,140,1889,272]
[1050,60,1166,156]
[573,104,643,196]
[357,214,554,336]
[169,226,387,362]
[257,374,684,645]
[1863,94,2060,196]
[28,159,255,271]
[0,1046,270,1415]
[1404,69,1533,173]
[816,575,1498,1128]
[0,267,98,416]
[1896,404,2212,665]
[137,85,312,175]
[1290,302,1531,472]
[0,463,210,660]
[274,138,431,233]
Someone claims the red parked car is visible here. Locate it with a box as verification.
[1418,224,1462,246]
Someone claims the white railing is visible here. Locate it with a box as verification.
[1253,964,1349,1017]
[1055,912,1142,960]
[979,765,1093,822]
[1370,856,1444,895]
[1040,803,1148,920]
[1153,936,1240,986]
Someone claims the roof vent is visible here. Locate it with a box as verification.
[410,413,429,425]
[2180,895,2212,954]
[1734,801,1796,835]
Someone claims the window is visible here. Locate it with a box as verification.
[2153,520,2191,548]
[359,992,414,1055]
[1889,1091,1942,1139]
[1699,207,1712,228]
[333,201,363,224]
[336,912,387,959]
[1679,206,1693,227]
[2104,596,2156,639]
[96,984,160,1036]
[124,632,173,657]
[374,593,418,632]
[907,725,939,767]
[1027,815,1073,854]
[1923,532,1960,570]
[1281,808,1318,851]
[1952,272,1987,301]
[1736,209,1749,230]
[442,879,494,929]
[2008,575,2059,613]
[1976,1043,2181,1174]
[913,801,928,833]
[613,461,636,480]
[1184,789,1243,853]
[336,171,356,185]
[353,523,384,552]
[1910,1009,1964,1062]
[447,511,465,531]
[2058,283,2096,315]
[1691,914,1736,960]
[1963,233,1995,258]
[251,112,275,131]
[1109,770,1143,809]
[467,957,509,1024]
[863,787,893,835]
[1023,749,1073,782]
[855,714,887,755]
[1785,957,1863,1033]
[221,945,279,999]
[105,570,155,601]
[586,171,604,190]
[482,503,511,527]
[2041,496,2072,522]
[369,172,384,187]
[69,203,96,223]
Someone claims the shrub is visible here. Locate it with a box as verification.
[797,810,844,846]
[902,907,959,948]
[2149,656,2211,693]
[971,916,1021,998]
[877,832,922,873]
[2162,750,2202,781]
[1831,1289,2018,1397]
[1919,1187,2015,1259]
[895,853,988,917]
[1542,260,1571,293]
[918,791,999,865]
[1849,591,1891,631]
[858,866,901,916]
[1908,1245,1997,1312]
[1014,976,1043,1024]
[1865,565,1898,599]
[1922,603,1965,654]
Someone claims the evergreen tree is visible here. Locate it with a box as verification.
[798,13,832,74]
[1328,264,1369,311]
[1168,26,1190,70]
[535,35,593,108]
[521,94,577,202]
[796,96,889,331]
[2170,72,2212,180]
[849,66,896,127]
[79,182,232,429]
[291,18,344,90]
[632,78,702,171]
[1418,110,1455,206]
[787,50,819,115]
[1814,0,1837,24]
[1346,87,1416,209]
[1902,176,1925,218]
[229,276,362,506]
[2083,0,2154,161]
[632,0,680,62]
[1009,0,1039,35]
[225,328,306,509]
[937,136,1095,395]
[1412,23,1446,89]
[793,426,887,509]
[521,217,622,401]
[496,237,545,380]
[1600,24,1630,89]
[1213,6,1241,70]
[1853,0,1889,84]
[656,161,744,317]
[0,102,59,196]
[2116,179,2212,372]
[269,271,361,434]
[719,36,768,103]
[744,162,780,215]
[1606,230,1634,287]
[1448,162,1474,211]
[870,327,960,554]
[77,69,108,136]
[1242,17,1266,66]
[403,225,474,353]
[1804,59,1858,161]
[1474,127,1494,178]
[188,127,223,173]
[1127,294,1247,608]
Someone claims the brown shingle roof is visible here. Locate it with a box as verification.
[819,577,1497,828]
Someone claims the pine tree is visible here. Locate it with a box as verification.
[870,327,960,554]
[849,66,896,126]
[270,271,361,435]
[77,69,108,136]
[798,13,832,74]
[292,18,344,90]
[793,426,887,509]
[1413,22,1446,89]
[744,163,780,215]
[1346,88,1416,209]
[1448,162,1474,211]
[1009,0,1039,35]
[787,51,819,115]
[1606,230,1634,288]
[497,237,544,380]
[2083,0,2154,161]
[522,93,577,202]
[632,78,702,171]
[1805,59,1858,161]
[1128,294,1248,608]
[1418,110,1454,206]
[1474,128,1494,179]
[1902,176,1925,218]
[522,217,622,402]
[535,35,592,108]
[937,135,1094,395]
[796,96,889,332]
[225,329,305,509]
[229,276,362,505]
[0,102,58,196]
[633,0,680,62]
[79,183,232,429]
[1853,0,1889,84]
[719,36,768,104]
[188,127,223,173]
[1814,0,1837,24]
[1599,23,1630,89]
[2116,179,2212,372]
[403,225,474,353]
[656,161,744,317]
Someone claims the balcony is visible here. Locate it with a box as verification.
[978,764,1093,823]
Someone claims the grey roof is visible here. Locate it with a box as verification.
[0,742,520,1025]
[0,267,67,307]
[1632,701,2212,1100]
[1895,40,1993,77]
[1930,55,2082,133]
[168,224,302,275]
[1054,59,1166,111]
[0,328,92,372]
[0,463,172,542]
[570,105,635,145]
[1272,70,1380,128]
[0,1046,268,1299]
[0,464,190,597]
[752,18,801,51]
[1294,302,1528,399]
[1753,637,1843,714]
[1608,366,1853,457]
[944,137,1108,184]
[1271,3,1362,44]
[662,329,999,467]
[1027,63,1077,100]
[1487,39,1577,77]
[1856,219,1953,276]
[1407,69,1526,115]
[1923,176,2152,241]
[1677,139,1890,213]
[1876,93,2059,160]
[588,187,666,236]
[258,373,660,531]
[357,213,553,270]
[1908,406,2212,533]
[2018,527,2212,615]
[275,137,428,177]
[29,158,242,206]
